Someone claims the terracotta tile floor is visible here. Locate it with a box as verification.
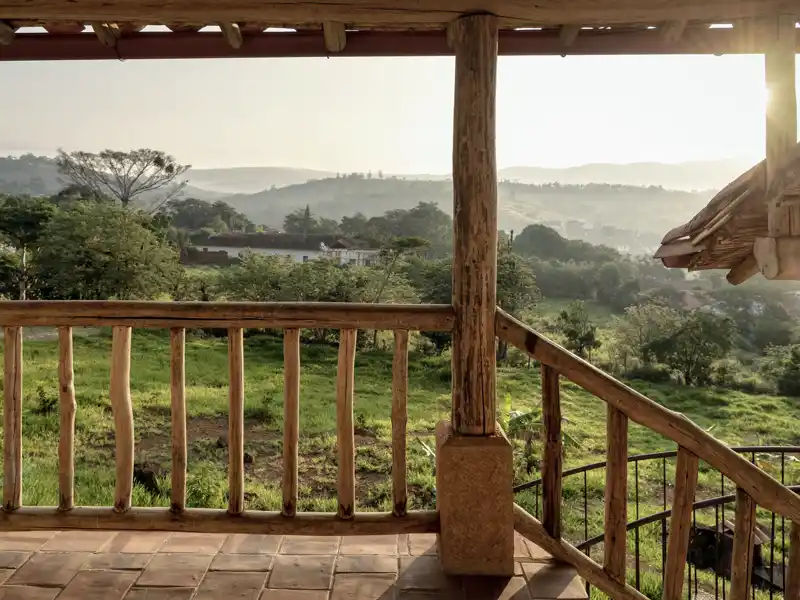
[0,531,587,599]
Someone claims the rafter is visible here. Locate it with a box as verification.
[0,21,14,46]
[559,24,580,47]
[323,22,346,52]
[219,22,242,49]
[90,21,120,47]
[661,20,687,43]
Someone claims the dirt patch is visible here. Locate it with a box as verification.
[138,416,279,454]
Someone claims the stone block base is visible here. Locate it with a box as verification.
[435,420,514,576]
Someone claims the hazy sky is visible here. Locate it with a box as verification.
[1,54,795,172]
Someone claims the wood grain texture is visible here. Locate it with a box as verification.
[786,521,800,599]
[391,330,409,517]
[219,21,242,48]
[730,488,757,600]
[541,363,562,538]
[0,301,454,331]
[604,405,627,582]
[496,309,800,523]
[110,326,134,513]
[765,13,797,197]
[450,13,498,436]
[3,326,22,510]
[514,504,649,600]
[323,21,346,51]
[336,329,357,518]
[663,447,699,600]
[0,0,793,27]
[0,506,439,535]
[282,328,300,517]
[227,328,245,515]
[170,328,187,513]
[58,327,76,511]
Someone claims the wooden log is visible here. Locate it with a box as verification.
[495,309,800,524]
[0,21,15,46]
[514,504,649,600]
[0,506,439,535]
[450,13,498,436]
[787,521,800,599]
[58,327,76,511]
[336,329,357,519]
[110,326,134,513]
[323,21,346,51]
[0,301,454,331]
[604,405,628,582]
[391,330,408,517]
[541,363,562,538]
[282,328,300,517]
[3,326,22,511]
[228,328,245,516]
[170,328,187,513]
[662,447,699,600]
[729,488,757,600]
[0,0,791,29]
[219,22,243,48]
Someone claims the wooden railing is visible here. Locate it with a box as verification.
[0,301,453,535]
[496,309,800,600]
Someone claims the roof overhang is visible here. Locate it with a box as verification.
[1,0,798,60]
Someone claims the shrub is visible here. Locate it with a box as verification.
[625,363,673,384]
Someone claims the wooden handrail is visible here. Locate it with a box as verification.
[0,301,454,330]
[496,308,800,523]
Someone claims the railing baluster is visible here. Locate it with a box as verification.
[730,488,757,600]
[170,328,186,513]
[541,363,562,539]
[663,447,699,600]
[228,327,245,515]
[282,328,300,517]
[3,326,22,510]
[58,327,75,511]
[786,521,800,598]
[391,330,408,517]
[336,328,357,519]
[604,405,627,582]
[110,326,133,512]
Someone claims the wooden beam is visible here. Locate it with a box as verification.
[541,364,562,539]
[391,330,409,517]
[0,0,794,27]
[110,326,134,513]
[727,254,759,285]
[227,327,245,516]
[170,328,187,513]
[0,301,454,331]
[219,22,242,49]
[787,521,800,599]
[661,20,686,43]
[0,21,15,46]
[450,13,498,436]
[559,24,580,48]
[0,506,440,535]
[323,21,346,52]
[282,328,300,517]
[336,329,357,518]
[90,21,120,47]
[3,327,22,511]
[662,447,699,600]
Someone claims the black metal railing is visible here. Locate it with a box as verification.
[514,446,800,600]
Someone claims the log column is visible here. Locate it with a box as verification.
[436,13,513,577]
[753,14,799,279]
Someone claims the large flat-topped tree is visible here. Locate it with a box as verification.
[0,0,795,26]
[0,0,798,59]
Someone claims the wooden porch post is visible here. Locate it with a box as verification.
[435,13,513,577]
[753,14,799,278]
[450,13,499,436]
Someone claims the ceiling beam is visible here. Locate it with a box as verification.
[1,27,798,61]
[90,21,120,47]
[323,22,346,52]
[0,0,794,27]
[661,20,687,43]
[219,22,242,48]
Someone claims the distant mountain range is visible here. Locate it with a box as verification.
[2,153,741,253]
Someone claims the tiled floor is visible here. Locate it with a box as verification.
[0,531,587,599]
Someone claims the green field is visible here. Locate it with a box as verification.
[3,327,800,598]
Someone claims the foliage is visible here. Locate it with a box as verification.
[760,345,800,397]
[555,301,602,359]
[0,195,56,299]
[283,205,339,236]
[606,301,682,371]
[161,198,254,234]
[513,224,619,264]
[645,310,736,386]
[34,202,179,300]
[56,148,190,210]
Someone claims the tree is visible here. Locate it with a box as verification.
[607,300,681,370]
[56,148,189,210]
[645,310,736,386]
[0,195,56,299]
[34,202,179,300]
[555,301,601,359]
